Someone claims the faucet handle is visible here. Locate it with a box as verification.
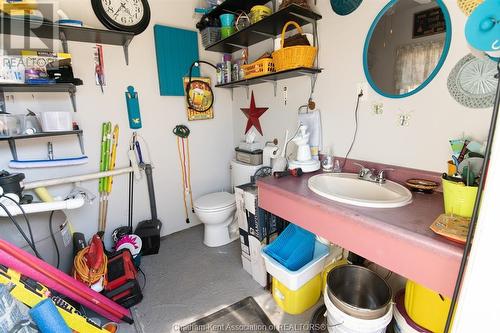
[376,168,395,183]
[353,163,370,177]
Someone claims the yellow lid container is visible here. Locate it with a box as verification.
[321,258,348,293]
[404,280,451,333]
[0,0,37,14]
[272,274,321,315]
[442,178,478,218]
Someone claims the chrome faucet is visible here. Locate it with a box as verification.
[354,163,394,184]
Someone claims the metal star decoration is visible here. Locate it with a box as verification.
[240,91,269,135]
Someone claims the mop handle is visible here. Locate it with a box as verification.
[107,125,120,193]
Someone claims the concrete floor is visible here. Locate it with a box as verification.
[120,225,322,333]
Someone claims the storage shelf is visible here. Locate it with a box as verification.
[205,4,322,53]
[203,0,272,19]
[0,15,134,64]
[0,130,85,161]
[0,83,78,111]
[0,83,77,93]
[0,130,83,141]
[215,67,322,89]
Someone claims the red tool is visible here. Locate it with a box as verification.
[273,168,304,179]
[86,235,105,272]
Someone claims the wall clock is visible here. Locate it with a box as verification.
[91,0,151,35]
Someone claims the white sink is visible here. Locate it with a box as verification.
[308,173,413,208]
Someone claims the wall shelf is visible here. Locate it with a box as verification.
[0,83,79,112]
[0,130,84,161]
[205,4,322,53]
[216,67,321,88]
[0,16,134,65]
[202,0,273,19]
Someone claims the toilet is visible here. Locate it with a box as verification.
[194,160,262,247]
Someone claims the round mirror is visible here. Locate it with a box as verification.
[363,0,451,98]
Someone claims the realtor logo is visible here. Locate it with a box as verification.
[0,2,58,52]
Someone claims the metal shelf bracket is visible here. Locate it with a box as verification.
[262,79,277,97]
[123,39,131,66]
[68,87,77,112]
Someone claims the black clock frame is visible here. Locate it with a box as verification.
[91,0,151,35]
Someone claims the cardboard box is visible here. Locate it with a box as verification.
[236,183,282,287]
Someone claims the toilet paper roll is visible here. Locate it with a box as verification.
[263,146,279,167]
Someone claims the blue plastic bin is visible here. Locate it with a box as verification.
[263,224,315,271]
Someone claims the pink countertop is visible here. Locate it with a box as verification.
[257,168,463,297]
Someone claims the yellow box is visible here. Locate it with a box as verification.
[442,178,478,218]
[272,274,321,315]
[321,258,348,293]
[405,280,451,333]
[0,0,37,14]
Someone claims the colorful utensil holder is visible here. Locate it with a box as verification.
[442,178,478,218]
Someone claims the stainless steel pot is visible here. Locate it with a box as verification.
[326,264,392,320]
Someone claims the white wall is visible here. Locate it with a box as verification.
[0,0,235,246]
[232,0,493,173]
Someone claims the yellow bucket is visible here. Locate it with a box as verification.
[250,5,272,24]
[321,258,348,294]
[272,275,321,315]
[405,280,452,333]
[442,178,478,218]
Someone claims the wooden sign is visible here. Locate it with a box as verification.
[413,7,446,38]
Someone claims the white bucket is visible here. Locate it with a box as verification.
[324,287,393,333]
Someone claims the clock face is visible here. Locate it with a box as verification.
[92,0,151,34]
[101,0,144,26]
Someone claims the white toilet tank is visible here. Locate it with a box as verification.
[230,160,263,188]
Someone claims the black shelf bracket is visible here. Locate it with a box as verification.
[60,30,69,53]
[123,39,131,66]
[7,139,18,160]
[76,131,85,155]
[261,79,278,97]
[69,86,77,112]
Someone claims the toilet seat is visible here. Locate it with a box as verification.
[194,192,235,212]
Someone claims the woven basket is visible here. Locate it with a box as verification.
[457,0,483,16]
[242,58,275,79]
[272,21,317,72]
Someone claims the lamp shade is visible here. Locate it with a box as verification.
[465,0,500,58]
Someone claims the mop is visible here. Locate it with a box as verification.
[173,125,194,224]
[102,125,119,233]
[98,122,111,234]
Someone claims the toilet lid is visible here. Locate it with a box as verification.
[194,192,235,211]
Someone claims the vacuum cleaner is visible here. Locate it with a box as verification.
[134,164,162,256]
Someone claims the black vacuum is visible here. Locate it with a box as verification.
[134,164,162,256]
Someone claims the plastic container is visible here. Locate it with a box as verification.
[0,114,21,136]
[321,258,348,294]
[262,239,329,290]
[272,274,321,315]
[219,13,235,27]
[404,280,451,333]
[40,111,73,132]
[442,178,478,218]
[393,291,431,333]
[250,5,272,24]
[263,224,315,271]
[201,27,221,48]
[221,26,235,39]
[325,287,393,333]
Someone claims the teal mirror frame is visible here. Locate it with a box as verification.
[362,0,452,99]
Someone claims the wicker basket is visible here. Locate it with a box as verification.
[457,0,483,16]
[272,21,317,72]
[242,58,275,79]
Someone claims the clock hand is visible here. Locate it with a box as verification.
[113,4,125,18]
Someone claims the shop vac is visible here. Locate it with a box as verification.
[134,164,162,256]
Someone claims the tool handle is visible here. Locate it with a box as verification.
[135,141,144,164]
[145,164,158,221]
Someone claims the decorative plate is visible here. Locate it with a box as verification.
[330,0,363,16]
[405,179,439,193]
[447,54,497,109]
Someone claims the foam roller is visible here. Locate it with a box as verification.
[29,299,71,333]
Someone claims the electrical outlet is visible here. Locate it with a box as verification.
[356,82,369,101]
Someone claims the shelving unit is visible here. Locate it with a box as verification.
[199,2,322,93]
[0,16,134,65]
[0,83,79,112]
[205,4,322,53]
[0,130,84,161]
